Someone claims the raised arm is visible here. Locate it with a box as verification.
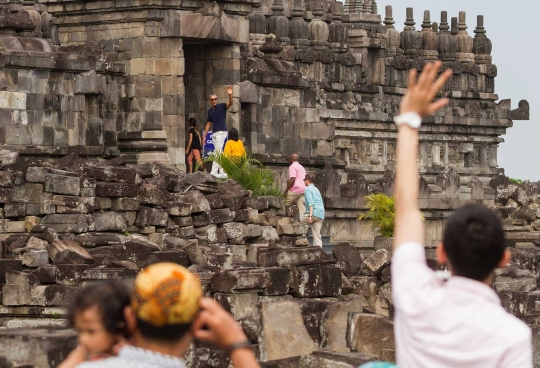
[394,62,452,251]
[226,86,233,109]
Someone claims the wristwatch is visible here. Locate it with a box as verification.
[394,112,422,129]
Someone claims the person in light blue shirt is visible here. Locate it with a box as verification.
[299,174,325,247]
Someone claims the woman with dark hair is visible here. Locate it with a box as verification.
[223,128,246,159]
[186,118,205,173]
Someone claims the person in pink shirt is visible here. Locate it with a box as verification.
[283,153,306,218]
[392,61,532,367]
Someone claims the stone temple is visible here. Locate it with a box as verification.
[0,0,537,367]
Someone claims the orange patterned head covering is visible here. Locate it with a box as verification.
[132,263,202,327]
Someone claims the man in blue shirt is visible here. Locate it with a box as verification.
[204,86,233,177]
[299,174,325,247]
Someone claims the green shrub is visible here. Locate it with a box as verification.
[200,152,283,197]
[510,178,523,185]
[358,193,395,238]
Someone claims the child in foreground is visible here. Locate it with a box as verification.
[223,128,246,159]
[58,281,131,368]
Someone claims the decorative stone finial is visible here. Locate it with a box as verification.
[248,2,267,35]
[363,0,372,14]
[384,5,395,29]
[404,7,416,30]
[372,0,378,14]
[355,0,363,16]
[473,15,492,64]
[329,2,347,52]
[384,5,401,56]
[451,17,458,35]
[267,0,290,45]
[438,11,457,61]
[401,8,422,56]
[289,0,310,49]
[309,0,329,51]
[432,22,439,33]
[455,11,475,63]
[420,10,438,60]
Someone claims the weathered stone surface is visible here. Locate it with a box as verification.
[0,259,22,283]
[211,268,270,293]
[135,207,168,227]
[259,301,318,361]
[493,265,537,292]
[41,214,89,233]
[95,182,138,197]
[145,250,190,267]
[22,249,50,268]
[111,197,140,211]
[263,267,290,296]
[223,222,262,239]
[291,264,342,297]
[297,351,374,368]
[92,212,127,231]
[214,292,259,320]
[346,313,395,361]
[322,296,365,353]
[0,329,77,368]
[83,166,137,183]
[264,247,330,267]
[175,191,211,213]
[360,249,391,276]
[45,174,80,196]
[47,240,93,265]
[332,242,362,277]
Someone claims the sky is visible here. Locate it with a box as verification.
[382,0,539,181]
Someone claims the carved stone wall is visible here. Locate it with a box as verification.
[0,0,530,248]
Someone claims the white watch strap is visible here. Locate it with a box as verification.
[394,112,422,129]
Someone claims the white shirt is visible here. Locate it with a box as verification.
[392,242,532,368]
[76,346,187,368]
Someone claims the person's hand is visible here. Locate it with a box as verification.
[399,61,452,117]
[308,216,313,224]
[226,85,233,95]
[192,297,248,349]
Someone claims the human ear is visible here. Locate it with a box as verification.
[435,243,447,265]
[124,306,137,334]
[497,248,512,268]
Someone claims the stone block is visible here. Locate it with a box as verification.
[135,207,168,227]
[169,216,193,228]
[3,203,26,217]
[214,292,259,320]
[221,195,245,211]
[291,264,342,297]
[259,226,280,241]
[166,201,192,217]
[263,267,290,296]
[31,284,78,306]
[321,296,365,353]
[360,249,391,277]
[209,208,234,224]
[245,197,270,211]
[7,221,26,233]
[346,313,395,360]
[27,236,48,250]
[4,271,39,305]
[12,183,44,204]
[259,301,318,361]
[95,182,138,197]
[263,247,330,267]
[493,265,537,293]
[45,173,80,196]
[192,212,211,227]
[211,268,270,293]
[41,214,88,233]
[82,166,137,183]
[0,259,22,283]
[195,224,228,243]
[333,242,362,277]
[223,222,262,239]
[0,329,77,367]
[170,226,195,238]
[174,190,211,213]
[145,250,190,268]
[33,265,58,284]
[111,197,140,211]
[48,240,93,265]
[349,276,382,303]
[231,209,250,222]
[92,212,127,231]
[22,249,50,268]
[297,351,374,368]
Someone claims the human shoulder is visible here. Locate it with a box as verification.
[75,357,123,368]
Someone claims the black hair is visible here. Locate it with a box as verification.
[137,319,192,342]
[189,118,199,134]
[228,128,239,141]
[305,174,315,182]
[69,280,131,337]
[443,203,506,281]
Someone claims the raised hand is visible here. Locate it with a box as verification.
[226,85,233,95]
[191,297,248,349]
[399,61,452,118]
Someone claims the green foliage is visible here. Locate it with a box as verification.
[510,178,523,185]
[199,152,283,197]
[358,193,396,237]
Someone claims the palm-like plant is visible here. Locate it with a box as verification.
[199,152,283,197]
[358,193,395,237]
